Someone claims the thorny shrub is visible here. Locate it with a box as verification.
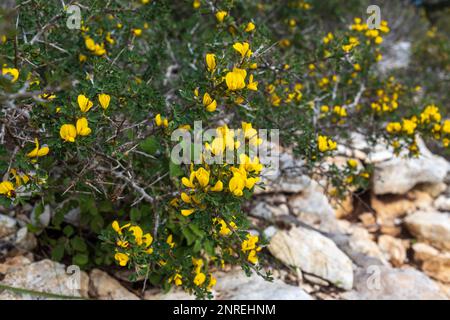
[0,0,448,298]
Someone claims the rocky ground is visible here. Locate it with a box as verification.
[1,134,449,300]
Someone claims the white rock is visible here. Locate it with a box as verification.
[378,235,409,267]
[213,269,312,300]
[144,288,195,300]
[413,242,450,283]
[377,41,411,73]
[15,227,37,251]
[89,269,139,300]
[0,255,32,274]
[405,211,450,251]
[268,227,353,290]
[342,266,446,300]
[435,196,450,212]
[372,139,449,195]
[251,202,289,220]
[0,259,89,299]
[0,214,17,238]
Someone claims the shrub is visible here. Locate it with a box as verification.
[0,0,448,298]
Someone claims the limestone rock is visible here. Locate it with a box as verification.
[413,242,450,283]
[0,214,17,238]
[268,227,353,290]
[378,235,409,267]
[372,139,449,195]
[213,269,313,300]
[0,259,89,299]
[288,181,335,225]
[435,196,450,212]
[342,266,446,300]
[0,255,32,274]
[405,211,450,251]
[89,269,139,300]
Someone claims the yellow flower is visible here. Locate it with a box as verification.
[245,22,256,32]
[79,54,87,63]
[375,36,383,44]
[347,159,358,168]
[132,28,142,37]
[182,172,196,188]
[195,167,210,187]
[442,120,450,134]
[2,67,19,82]
[248,250,258,264]
[105,32,115,45]
[242,234,259,251]
[60,124,77,142]
[167,234,175,248]
[229,175,245,197]
[112,221,131,235]
[129,225,143,245]
[114,252,129,266]
[10,169,29,187]
[194,272,206,286]
[181,192,192,203]
[210,180,223,192]
[205,53,216,72]
[143,233,153,247]
[116,239,129,248]
[246,74,258,91]
[233,42,252,58]
[402,119,417,135]
[216,11,227,23]
[317,135,337,152]
[208,275,217,289]
[155,114,169,127]
[26,138,49,158]
[225,68,246,91]
[192,257,203,274]
[192,0,200,9]
[98,93,111,110]
[39,93,56,101]
[386,122,401,134]
[202,93,217,112]
[77,94,93,113]
[76,117,92,136]
[172,273,183,286]
[181,209,195,217]
[0,181,15,197]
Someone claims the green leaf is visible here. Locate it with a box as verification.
[72,253,89,266]
[71,236,88,252]
[130,207,141,222]
[51,244,65,261]
[139,137,159,155]
[63,225,75,237]
[90,215,104,233]
[181,227,195,246]
[189,224,204,238]
[169,161,184,178]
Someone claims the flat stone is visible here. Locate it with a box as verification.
[268,227,353,290]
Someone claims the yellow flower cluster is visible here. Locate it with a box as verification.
[371,87,400,114]
[112,221,154,267]
[84,36,106,56]
[317,135,337,153]
[241,234,261,264]
[178,123,264,216]
[1,66,19,82]
[200,40,258,111]
[265,81,303,107]
[191,258,216,289]
[343,18,389,57]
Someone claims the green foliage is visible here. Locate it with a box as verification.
[0,0,448,299]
